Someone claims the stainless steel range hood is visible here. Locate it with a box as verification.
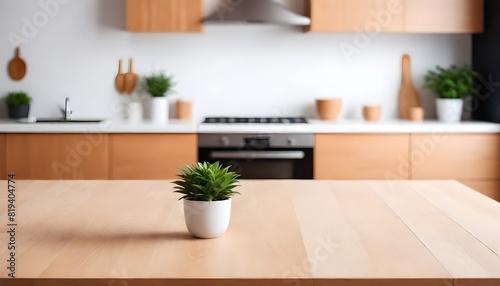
[204,0,311,26]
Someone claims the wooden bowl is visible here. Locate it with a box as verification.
[408,107,424,122]
[176,100,193,120]
[363,106,381,122]
[316,98,343,121]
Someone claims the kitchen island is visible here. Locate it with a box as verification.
[0,180,499,286]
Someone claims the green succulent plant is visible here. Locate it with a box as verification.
[5,91,32,106]
[173,162,240,202]
[425,65,477,99]
[143,72,174,97]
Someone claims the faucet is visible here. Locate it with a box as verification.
[64,97,73,120]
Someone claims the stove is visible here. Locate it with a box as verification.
[203,117,308,124]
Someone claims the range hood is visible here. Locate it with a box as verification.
[204,0,311,26]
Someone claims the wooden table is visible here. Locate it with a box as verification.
[0,180,499,286]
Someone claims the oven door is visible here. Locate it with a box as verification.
[199,148,313,179]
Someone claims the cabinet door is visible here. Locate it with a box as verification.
[126,0,203,32]
[0,134,5,179]
[314,134,410,179]
[460,180,500,202]
[411,134,500,180]
[405,0,483,33]
[309,0,483,33]
[310,0,405,32]
[110,134,197,179]
[6,134,109,180]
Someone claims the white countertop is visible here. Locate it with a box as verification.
[198,119,500,134]
[0,118,499,134]
[0,119,197,133]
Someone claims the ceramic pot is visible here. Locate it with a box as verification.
[436,98,463,123]
[125,101,143,124]
[183,199,231,239]
[150,97,168,124]
[8,104,30,119]
[316,98,343,121]
[176,100,193,120]
[363,105,381,122]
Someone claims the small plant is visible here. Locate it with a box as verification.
[143,72,174,97]
[5,91,32,106]
[173,162,240,202]
[425,65,477,99]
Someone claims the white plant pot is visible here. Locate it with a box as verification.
[183,199,231,239]
[436,98,464,123]
[150,97,168,124]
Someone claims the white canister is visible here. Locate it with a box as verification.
[125,101,143,124]
[150,97,168,124]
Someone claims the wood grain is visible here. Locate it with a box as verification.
[411,134,500,180]
[126,0,203,32]
[0,134,5,178]
[368,181,500,280]
[110,134,197,179]
[0,180,312,284]
[288,180,450,285]
[405,0,484,33]
[460,180,500,202]
[5,134,109,180]
[0,180,499,285]
[314,134,410,179]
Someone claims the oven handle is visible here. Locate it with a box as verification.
[209,151,305,160]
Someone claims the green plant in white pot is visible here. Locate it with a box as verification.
[143,72,174,124]
[173,162,240,239]
[425,65,477,123]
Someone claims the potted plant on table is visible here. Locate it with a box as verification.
[173,162,240,239]
[425,65,477,123]
[143,72,174,124]
[4,91,32,119]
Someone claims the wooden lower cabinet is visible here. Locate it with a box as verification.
[6,134,109,180]
[411,134,500,180]
[314,134,410,180]
[110,134,197,179]
[0,134,5,178]
[460,180,500,202]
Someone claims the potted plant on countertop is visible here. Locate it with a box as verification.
[4,91,32,119]
[425,65,477,123]
[143,72,175,124]
[173,162,240,239]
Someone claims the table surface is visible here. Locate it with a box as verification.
[0,180,499,286]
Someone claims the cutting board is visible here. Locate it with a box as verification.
[398,54,422,119]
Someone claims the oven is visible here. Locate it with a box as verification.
[198,134,314,179]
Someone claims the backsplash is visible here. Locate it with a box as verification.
[0,0,471,121]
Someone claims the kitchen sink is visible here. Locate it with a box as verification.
[34,118,104,123]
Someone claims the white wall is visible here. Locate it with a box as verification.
[0,0,471,121]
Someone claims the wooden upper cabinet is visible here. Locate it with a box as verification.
[314,134,410,180]
[411,134,500,180]
[6,134,109,180]
[110,134,197,180]
[0,134,5,179]
[126,0,203,32]
[309,0,405,32]
[405,0,483,33]
[309,0,484,33]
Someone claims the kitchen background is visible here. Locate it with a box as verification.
[0,0,471,121]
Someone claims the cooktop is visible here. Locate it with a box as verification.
[203,117,309,124]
